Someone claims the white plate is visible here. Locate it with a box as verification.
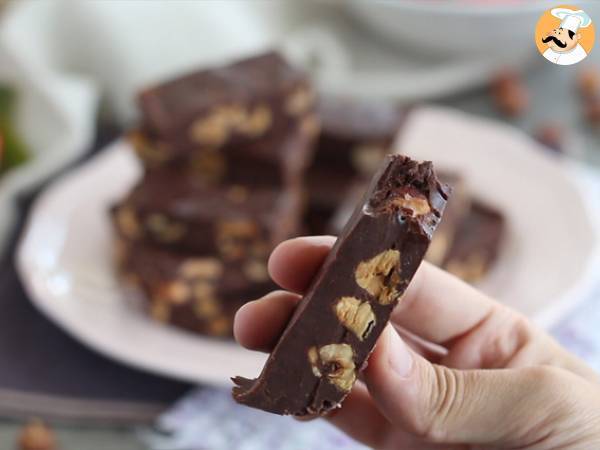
[16,141,266,386]
[399,107,600,328]
[16,115,600,386]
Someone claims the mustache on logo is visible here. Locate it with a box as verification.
[542,35,567,48]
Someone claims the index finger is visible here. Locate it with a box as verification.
[267,236,494,345]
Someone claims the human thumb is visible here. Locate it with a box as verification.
[363,326,596,447]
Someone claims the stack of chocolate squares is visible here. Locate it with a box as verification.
[426,172,505,283]
[304,97,505,284]
[111,52,319,337]
[304,97,406,235]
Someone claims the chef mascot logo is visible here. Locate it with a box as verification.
[535,6,594,66]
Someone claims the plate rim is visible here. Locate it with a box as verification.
[15,135,600,385]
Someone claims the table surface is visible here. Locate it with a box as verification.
[1,53,599,450]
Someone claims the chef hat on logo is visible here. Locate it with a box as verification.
[551,8,592,33]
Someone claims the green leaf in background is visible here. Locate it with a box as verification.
[0,86,14,118]
[0,84,29,175]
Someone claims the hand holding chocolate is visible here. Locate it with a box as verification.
[233,155,449,415]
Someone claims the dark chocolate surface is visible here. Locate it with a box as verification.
[232,155,448,415]
[117,239,275,337]
[138,51,316,158]
[111,169,302,255]
[140,52,308,136]
[130,113,318,187]
[426,171,471,266]
[443,201,505,283]
[312,97,404,177]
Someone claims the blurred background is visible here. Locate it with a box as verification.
[1,1,600,449]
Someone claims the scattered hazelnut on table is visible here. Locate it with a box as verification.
[534,123,564,154]
[490,70,529,117]
[577,67,600,98]
[17,419,57,450]
[584,96,600,126]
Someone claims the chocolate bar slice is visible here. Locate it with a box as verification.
[425,172,471,266]
[302,98,404,234]
[303,167,358,235]
[314,96,404,177]
[443,202,505,283]
[136,52,318,175]
[116,239,275,337]
[112,168,302,261]
[131,116,318,187]
[232,155,449,415]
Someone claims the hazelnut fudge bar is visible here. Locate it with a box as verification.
[303,168,359,235]
[116,239,276,337]
[134,51,318,182]
[111,167,302,259]
[425,171,471,266]
[314,96,405,178]
[443,202,505,283]
[302,97,404,234]
[130,117,318,187]
[232,154,449,415]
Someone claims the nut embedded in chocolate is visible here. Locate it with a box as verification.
[285,87,315,117]
[392,193,432,217]
[351,144,388,176]
[180,258,223,279]
[243,260,269,282]
[145,214,187,243]
[355,249,401,305]
[334,296,376,340]
[308,344,356,392]
[115,207,142,240]
[116,239,275,337]
[189,149,226,182]
[299,114,320,138]
[188,111,229,147]
[128,130,169,166]
[238,105,272,137]
[159,280,191,305]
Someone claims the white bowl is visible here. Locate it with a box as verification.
[345,0,600,64]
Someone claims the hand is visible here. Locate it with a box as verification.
[234,236,600,450]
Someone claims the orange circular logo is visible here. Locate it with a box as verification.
[535,5,595,66]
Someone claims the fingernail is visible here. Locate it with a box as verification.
[388,328,413,378]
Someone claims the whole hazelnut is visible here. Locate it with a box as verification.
[534,123,563,154]
[578,68,600,98]
[490,70,529,117]
[17,419,56,450]
[584,97,600,126]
